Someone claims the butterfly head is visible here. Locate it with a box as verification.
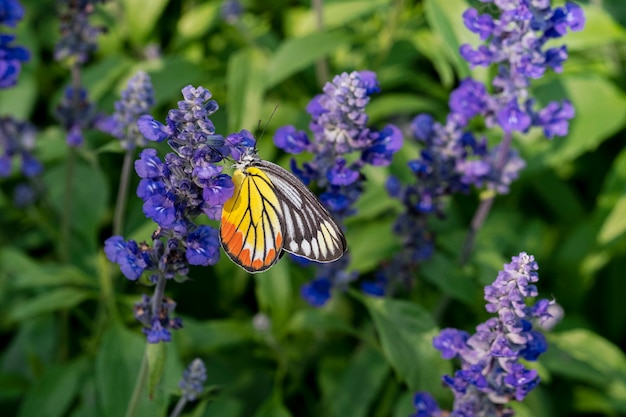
[233,145,260,170]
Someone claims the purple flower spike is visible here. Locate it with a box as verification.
[427,253,562,416]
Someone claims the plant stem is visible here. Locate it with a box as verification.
[460,131,513,265]
[169,397,188,417]
[312,0,329,87]
[60,64,82,262]
[125,351,148,417]
[125,273,167,417]
[113,148,134,236]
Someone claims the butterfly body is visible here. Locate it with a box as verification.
[220,149,347,273]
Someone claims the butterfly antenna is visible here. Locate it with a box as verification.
[256,105,279,146]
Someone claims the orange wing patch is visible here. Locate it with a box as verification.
[220,167,284,273]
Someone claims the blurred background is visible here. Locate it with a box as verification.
[1,0,625,416]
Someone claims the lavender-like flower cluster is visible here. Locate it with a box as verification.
[0,116,40,178]
[98,71,156,149]
[273,70,402,306]
[378,0,585,293]
[411,252,563,417]
[105,85,253,342]
[0,0,39,206]
[0,0,29,89]
[55,0,107,65]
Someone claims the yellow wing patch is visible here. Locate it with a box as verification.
[220,167,284,273]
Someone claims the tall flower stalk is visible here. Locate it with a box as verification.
[273,70,402,306]
[99,71,156,235]
[381,0,585,296]
[105,85,252,413]
[54,0,107,261]
[410,252,563,417]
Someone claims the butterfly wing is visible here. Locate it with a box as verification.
[220,167,284,273]
[256,160,347,263]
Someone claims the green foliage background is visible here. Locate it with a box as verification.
[1,0,626,416]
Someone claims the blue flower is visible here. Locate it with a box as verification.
[301,277,332,307]
[185,226,220,266]
[104,237,151,281]
[273,125,310,154]
[54,86,103,147]
[135,293,183,343]
[0,117,41,178]
[0,0,25,27]
[137,115,171,142]
[410,392,441,417]
[135,148,164,179]
[0,33,29,89]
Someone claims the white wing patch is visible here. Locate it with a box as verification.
[255,159,347,263]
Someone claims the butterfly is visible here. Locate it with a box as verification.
[220,147,347,273]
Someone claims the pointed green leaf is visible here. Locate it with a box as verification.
[525,75,626,168]
[96,325,166,417]
[146,342,167,398]
[121,0,168,45]
[43,161,109,250]
[8,288,94,323]
[544,329,626,386]
[424,0,471,79]
[287,0,389,36]
[255,260,293,331]
[17,357,89,417]
[227,48,267,132]
[265,32,348,89]
[327,345,389,417]
[597,147,626,245]
[253,395,293,417]
[359,294,450,394]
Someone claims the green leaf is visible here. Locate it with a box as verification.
[367,94,445,124]
[420,252,478,304]
[597,147,626,245]
[96,325,166,417]
[121,0,168,45]
[255,260,293,331]
[146,342,167,398]
[358,294,450,394]
[265,32,348,89]
[287,308,358,337]
[43,161,109,251]
[17,357,89,417]
[544,329,626,387]
[253,394,293,417]
[143,56,209,105]
[287,0,389,37]
[346,218,399,274]
[424,0,471,79]
[561,4,626,51]
[82,55,133,102]
[175,318,256,355]
[8,288,94,323]
[327,345,389,417]
[525,75,626,168]
[1,316,59,377]
[175,2,220,45]
[227,48,267,132]
[0,248,94,289]
[200,396,244,417]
